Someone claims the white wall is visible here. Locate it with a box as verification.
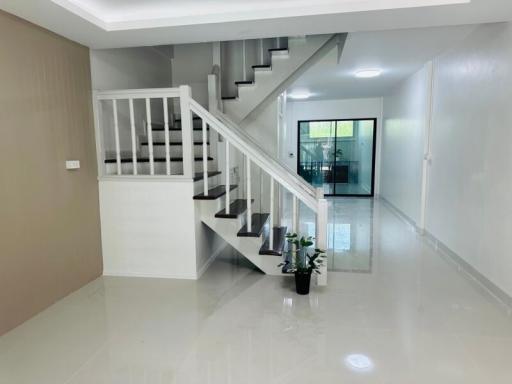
[91,47,172,91]
[381,64,431,225]
[285,98,383,193]
[99,179,224,279]
[90,47,173,154]
[171,43,213,109]
[426,22,512,297]
[99,180,197,279]
[380,22,512,298]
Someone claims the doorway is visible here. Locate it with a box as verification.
[297,118,377,197]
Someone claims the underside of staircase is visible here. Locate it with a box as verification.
[195,189,289,275]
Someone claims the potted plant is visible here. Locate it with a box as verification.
[279,233,326,295]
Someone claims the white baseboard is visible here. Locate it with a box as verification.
[103,270,197,280]
[379,196,512,312]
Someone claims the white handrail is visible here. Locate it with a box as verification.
[189,98,318,212]
[96,88,181,100]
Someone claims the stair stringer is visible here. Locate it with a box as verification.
[223,34,342,123]
[196,199,285,276]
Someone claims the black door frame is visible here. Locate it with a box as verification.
[297,118,377,197]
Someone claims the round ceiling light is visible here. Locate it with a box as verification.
[355,69,382,78]
[344,354,375,373]
[288,91,314,100]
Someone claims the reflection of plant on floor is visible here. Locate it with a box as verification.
[279,233,326,295]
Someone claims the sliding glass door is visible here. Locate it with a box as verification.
[298,119,377,197]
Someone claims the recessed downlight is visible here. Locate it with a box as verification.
[344,354,375,373]
[288,90,315,100]
[355,69,382,78]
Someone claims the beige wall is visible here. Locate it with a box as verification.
[0,11,102,335]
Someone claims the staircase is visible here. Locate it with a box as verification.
[220,34,341,123]
[94,55,329,283]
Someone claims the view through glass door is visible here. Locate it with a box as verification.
[298,119,377,197]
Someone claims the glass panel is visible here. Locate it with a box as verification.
[298,119,375,196]
[298,121,336,195]
[333,120,375,196]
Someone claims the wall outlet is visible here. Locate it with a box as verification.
[66,160,80,170]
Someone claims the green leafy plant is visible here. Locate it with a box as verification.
[279,233,327,274]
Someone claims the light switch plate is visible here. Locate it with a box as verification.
[66,160,80,170]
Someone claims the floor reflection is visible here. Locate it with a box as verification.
[289,197,374,273]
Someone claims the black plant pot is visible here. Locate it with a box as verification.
[295,271,312,295]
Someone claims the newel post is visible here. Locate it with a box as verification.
[316,188,328,286]
[179,85,195,178]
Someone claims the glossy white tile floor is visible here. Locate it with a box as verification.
[1,198,512,384]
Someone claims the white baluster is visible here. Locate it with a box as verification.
[145,98,154,175]
[225,140,230,214]
[316,198,328,286]
[202,119,208,195]
[292,195,298,234]
[129,98,137,175]
[163,97,171,176]
[269,176,275,249]
[112,99,121,175]
[242,40,247,82]
[246,158,252,232]
[276,183,281,227]
[259,39,264,65]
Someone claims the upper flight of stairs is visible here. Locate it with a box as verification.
[222,34,339,123]
[104,116,217,176]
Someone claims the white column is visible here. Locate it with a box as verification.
[179,85,195,178]
[145,98,154,175]
[112,99,121,175]
[129,98,137,175]
[163,97,171,176]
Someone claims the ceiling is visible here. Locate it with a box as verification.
[288,25,477,100]
[0,0,511,48]
[49,0,468,29]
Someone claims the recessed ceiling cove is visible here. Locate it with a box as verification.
[51,0,470,31]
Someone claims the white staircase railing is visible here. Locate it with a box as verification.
[93,85,329,284]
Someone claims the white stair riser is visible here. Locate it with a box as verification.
[105,160,216,176]
[140,145,206,158]
[193,177,223,195]
[146,131,206,142]
[197,200,283,275]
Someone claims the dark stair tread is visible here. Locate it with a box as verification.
[151,126,206,131]
[259,226,288,256]
[193,185,237,200]
[193,171,222,181]
[252,65,271,69]
[222,96,237,100]
[269,48,288,52]
[105,156,213,163]
[215,199,254,219]
[237,213,270,238]
[175,117,202,122]
[140,141,209,146]
[235,80,254,85]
